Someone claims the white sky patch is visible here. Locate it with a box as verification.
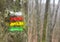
[50,0,59,4]
[55,0,59,4]
[13,0,16,2]
[42,0,46,4]
[40,0,59,4]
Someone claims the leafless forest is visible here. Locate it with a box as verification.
[0,0,60,42]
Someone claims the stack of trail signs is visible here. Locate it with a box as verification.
[8,12,25,32]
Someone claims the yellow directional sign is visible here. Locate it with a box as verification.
[10,21,25,26]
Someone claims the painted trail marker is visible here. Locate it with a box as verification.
[9,27,24,31]
[10,22,25,26]
[10,16,24,21]
[8,12,25,32]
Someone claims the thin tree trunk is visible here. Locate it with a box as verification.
[35,0,42,42]
[46,0,60,42]
[28,0,33,42]
[46,0,55,42]
[42,0,50,42]
[32,0,37,42]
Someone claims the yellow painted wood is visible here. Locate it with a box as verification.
[10,22,25,26]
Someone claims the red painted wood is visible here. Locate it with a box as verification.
[10,16,24,21]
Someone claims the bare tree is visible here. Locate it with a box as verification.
[46,0,55,42]
[35,0,42,42]
[46,0,60,42]
[28,0,33,42]
[42,0,50,42]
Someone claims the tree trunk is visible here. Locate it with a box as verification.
[42,0,50,42]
